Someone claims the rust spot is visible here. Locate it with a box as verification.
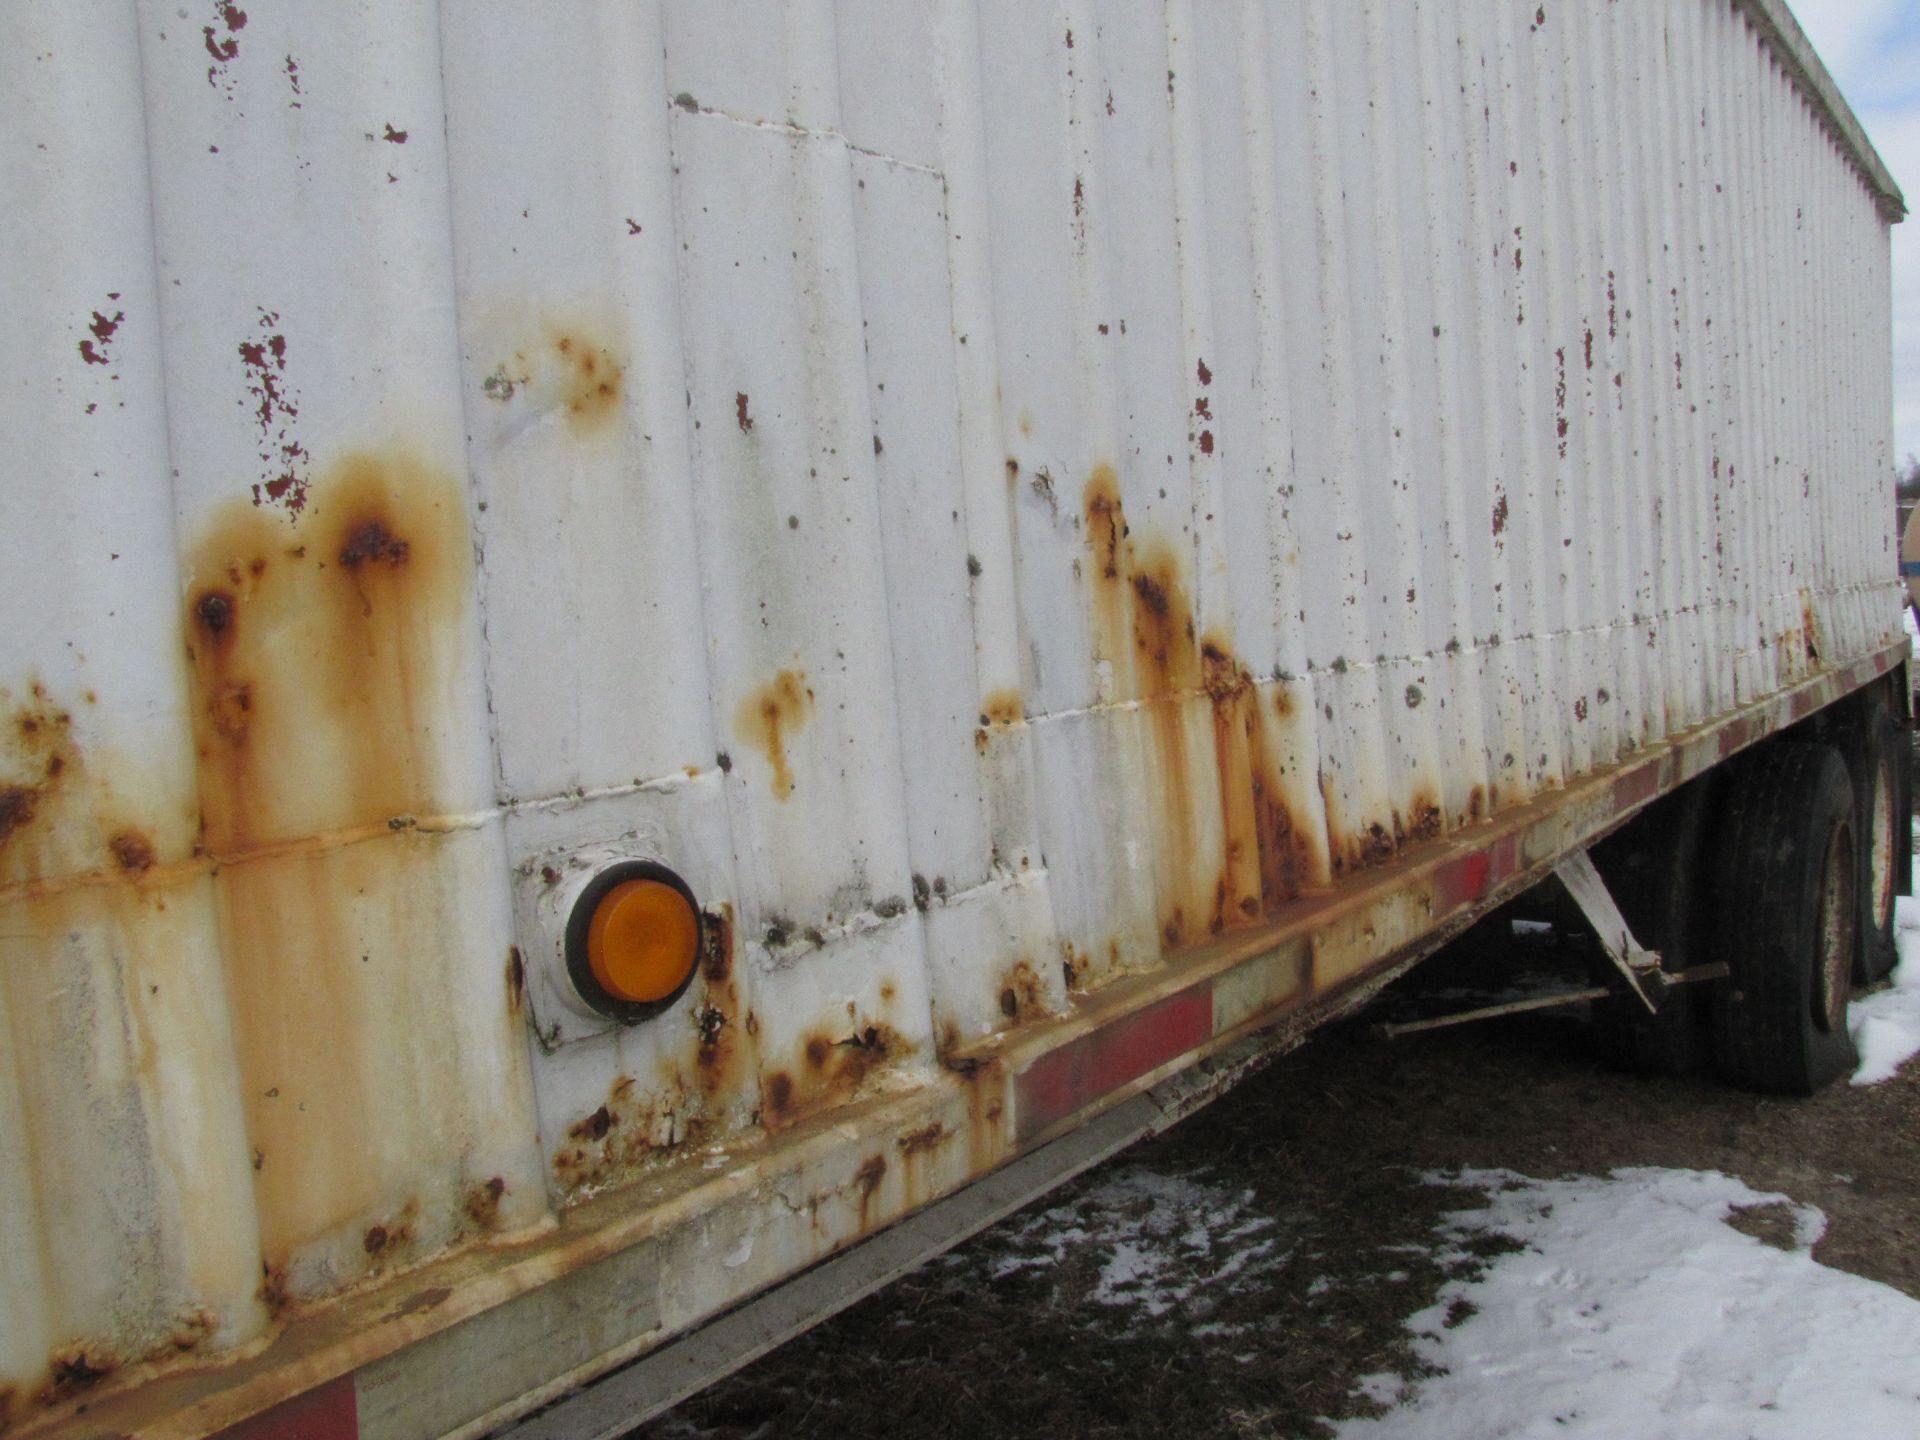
[570,1104,615,1142]
[1491,490,1509,537]
[506,946,525,1018]
[1406,795,1443,844]
[202,1,246,86]
[735,391,753,431]
[170,1313,217,1359]
[1198,429,1214,455]
[259,1263,289,1314]
[736,669,813,801]
[108,829,156,873]
[463,1177,506,1229]
[1357,822,1395,870]
[238,308,310,511]
[806,1034,833,1070]
[338,521,410,571]
[1197,357,1212,386]
[79,307,124,367]
[980,688,1023,727]
[0,785,37,849]
[382,123,408,144]
[998,958,1045,1021]
[39,1349,113,1404]
[700,902,734,984]
[363,1225,389,1254]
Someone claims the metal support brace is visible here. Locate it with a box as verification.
[1554,848,1665,1014]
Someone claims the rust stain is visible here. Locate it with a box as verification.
[107,829,156,873]
[170,1308,216,1353]
[484,322,625,437]
[463,1177,506,1230]
[735,391,753,432]
[361,1201,417,1266]
[552,1070,707,1192]
[1082,468,1317,949]
[736,670,813,802]
[185,451,470,851]
[381,123,408,144]
[980,689,1024,728]
[762,1072,796,1128]
[761,1020,910,1134]
[1,685,85,888]
[258,1262,289,1315]
[997,959,1045,1021]
[505,945,525,1019]
[897,1121,948,1156]
[1404,791,1443,844]
[853,1153,887,1232]
[36,1348,114,1406]
[960,1059,1006,1176]
[180,452,479,1271]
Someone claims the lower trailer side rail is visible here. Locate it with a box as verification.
[33,640,1909,1440]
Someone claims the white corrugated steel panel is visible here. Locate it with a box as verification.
[0,0,1902,1425]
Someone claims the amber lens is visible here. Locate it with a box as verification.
[586,879,701,1003]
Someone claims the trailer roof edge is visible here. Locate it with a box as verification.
[1742,0,1907,221]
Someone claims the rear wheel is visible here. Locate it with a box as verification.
[1708,744,1859,1095]
[1849,701,1902,983]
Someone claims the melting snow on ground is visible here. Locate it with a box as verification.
[1849,892,1920,1084]
[978,1165,1286,1323]
[1334,1168,1920,1438]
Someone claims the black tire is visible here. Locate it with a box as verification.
[1586,781,1713,1075]
[1707,744,1859,1095]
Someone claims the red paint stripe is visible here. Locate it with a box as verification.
[1790,689,1817,720]
[1015,988,1212,1141]
[1610,764,1659,815]
[1432,850,1491,912]
[208,1376,357,1440]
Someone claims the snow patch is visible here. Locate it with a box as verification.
[1849,893,1920,1085]
[1333,1168,1920,1438]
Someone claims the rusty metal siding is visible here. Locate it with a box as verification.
[0,1,1902,1429]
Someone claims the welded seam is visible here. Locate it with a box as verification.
[667,95,943,178]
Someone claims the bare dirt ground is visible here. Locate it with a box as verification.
[633,751,1920,1440]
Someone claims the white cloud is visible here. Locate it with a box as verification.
[1793,0,1905,86]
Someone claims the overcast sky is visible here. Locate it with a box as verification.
[1792,1,1920,468]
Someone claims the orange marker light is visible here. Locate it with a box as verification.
[585,878,702,1004]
